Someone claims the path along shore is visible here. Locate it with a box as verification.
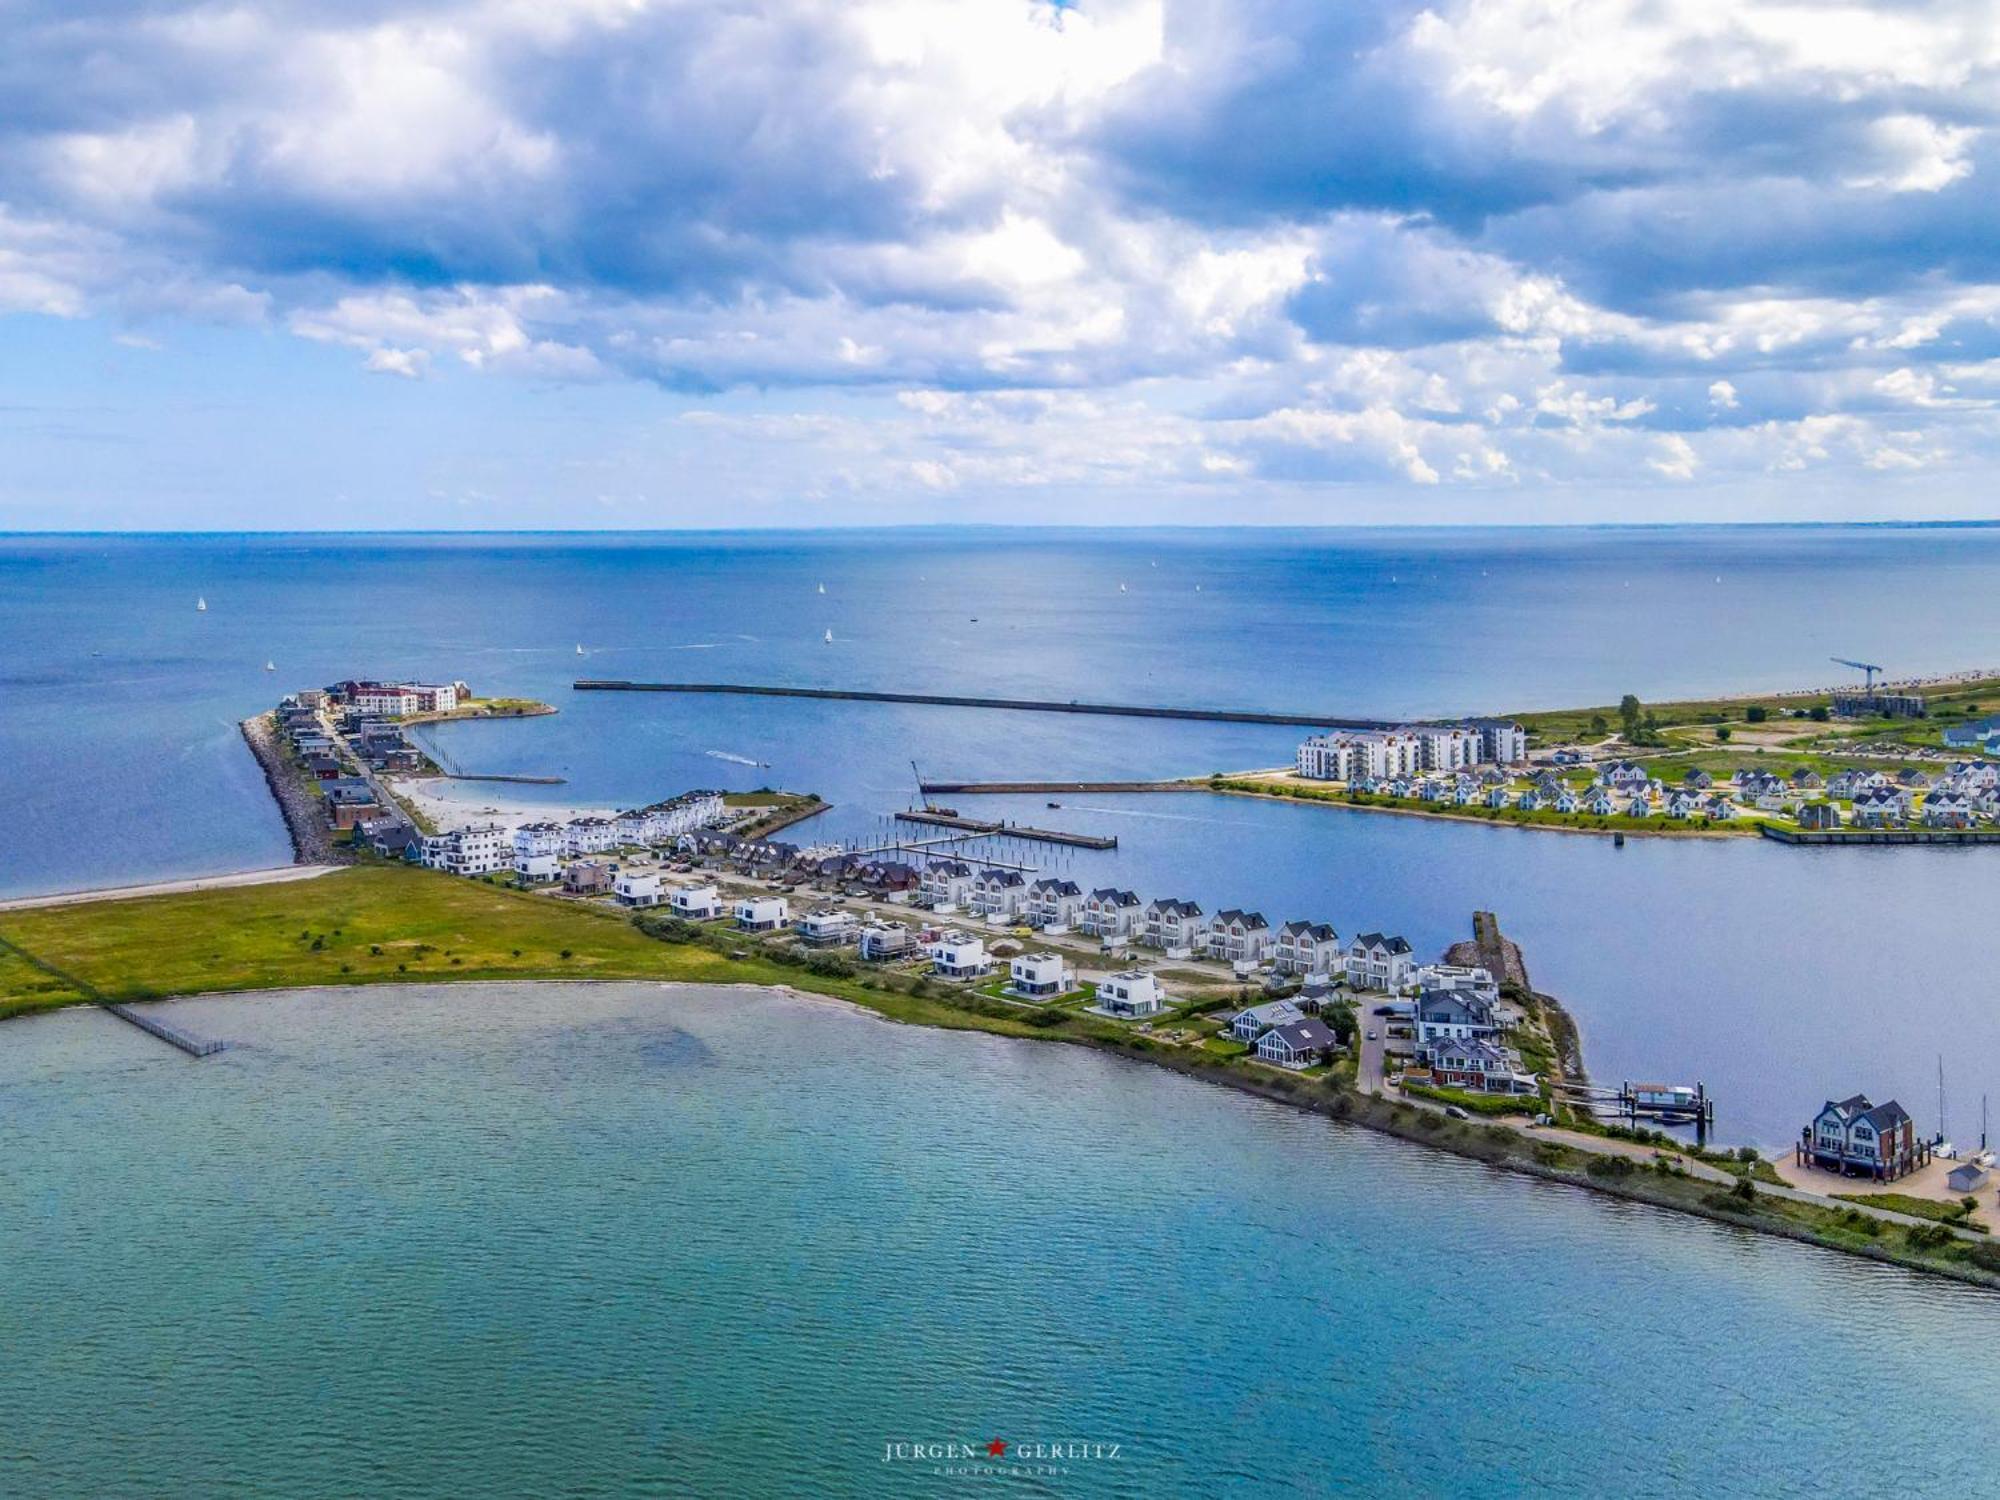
[0,865,338,913]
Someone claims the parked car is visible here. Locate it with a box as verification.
[1444,1105,1470,1121]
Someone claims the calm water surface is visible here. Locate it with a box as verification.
[5,982,2000,1497]
[3,528,1998,1144]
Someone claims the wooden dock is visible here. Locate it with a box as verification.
[1758,823,2000,846]
[894,809,1118,849]
[103,1003,227,1058]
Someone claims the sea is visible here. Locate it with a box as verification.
[6,527,2000,1493]
[5,527,2000,1145]
[5,981,2000,1497]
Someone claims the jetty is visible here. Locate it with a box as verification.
[894,809,1117,849]
[574,679,1399,729]
[103,1002,226,1058]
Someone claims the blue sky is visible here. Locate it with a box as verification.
[4,0,2000,529]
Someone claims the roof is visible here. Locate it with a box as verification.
[1148,897,1203,916]
[1266,1019,1336,1051]
[1089,887,1141,905]
[1353,932,1412,954]
[1280,920,1337,940]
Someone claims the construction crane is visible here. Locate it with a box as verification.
[911,759,931,811]
[1831,657,1884,690]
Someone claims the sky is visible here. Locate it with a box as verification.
[5,0,2000,529]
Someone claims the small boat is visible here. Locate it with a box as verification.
[575,643,585,655]
[196,596,207,612]
[263,660,275,672]
[1118,582,1127,593]
[1194,584,1201,592]
[817,582,826,595]
[823,629,833,644]
[1047,801,1062,809]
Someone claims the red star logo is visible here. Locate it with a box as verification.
[986,1439,1008,1459]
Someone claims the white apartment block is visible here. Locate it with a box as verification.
[421,823,511,876]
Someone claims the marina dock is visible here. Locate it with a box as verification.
[574,679,1401,729]
[103,1002,227,1058]
[894,809,1117,849]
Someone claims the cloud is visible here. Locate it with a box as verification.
[1,0,1999,517]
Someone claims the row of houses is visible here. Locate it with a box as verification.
[1295,718,1528,782]
[275,698,387,832]
[506,793,730,879]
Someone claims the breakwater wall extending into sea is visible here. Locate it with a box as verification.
[573,680,1399,729]
[1757,824,2000,846]
[240,714,349,866]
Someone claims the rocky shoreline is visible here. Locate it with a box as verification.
[239,713,352,867]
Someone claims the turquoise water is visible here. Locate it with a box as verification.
[5,982,2000,1496]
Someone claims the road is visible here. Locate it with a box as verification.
[0,865,339,913]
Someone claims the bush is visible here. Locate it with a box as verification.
[1966,1239,2000,1273]
[1586,1155,1635,1179]
[559,949,574,960]
[1906,1223,1956,1252]
[1745,705,1768,723]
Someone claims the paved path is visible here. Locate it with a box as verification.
[0,865,339,913]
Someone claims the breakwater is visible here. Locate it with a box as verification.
[574,679,1398,729]
[239,713,350,866]
[919,779,1198,794]
[1758,824,2000,846]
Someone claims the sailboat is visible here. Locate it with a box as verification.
[196,596,207,612]
[263,660,276,672]
[1118,582,1127,593]
[823,629,833,644]
[817,582,826,595]
[575,643,585,656]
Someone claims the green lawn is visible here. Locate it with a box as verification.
[1833,1191,1986,1229]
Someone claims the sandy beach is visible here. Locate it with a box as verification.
[387,777,619,834]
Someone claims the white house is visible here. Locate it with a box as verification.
[858,922,914,961]
[614,870,663,908]
[920,859,977,910]
[565,816,618,856]
[1007,952,1071,998]
[1206,909,1273,966]
[1079,888,1143,942]
[670,883,723,920]
[1143,897,1206,955]
[514,851,561,884]
[1095,970,1166,1018]
[420,823,511,876]
[1026,878,1084,931]
[734,895,788,931]
[513,822,566,860]
[1411,964,1498,1003]
[926,929,989,980]
[1274,920,1341,977]
[798,908,856,946]
[1428,1036,1537,1094]
[1469,718,1528,765]
[1344,932,1414,991]
[970,867,1028,920]
[1257,1018,1338,1069]
[1414,990,1500,1056]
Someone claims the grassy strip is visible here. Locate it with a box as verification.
[1208,778,1751,836]
[6,866,2000,1290]
[1401,1082,1532,1117]
[1835,1192,1989,1231]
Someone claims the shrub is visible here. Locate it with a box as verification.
[1586,1155,1635,1179]
[1905,1222,1955,1251]
[370,945,383,956]
[559,949,574,960]
[1966,1240,2000,1273]
[1745,705,1768,723]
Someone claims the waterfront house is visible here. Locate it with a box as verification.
[323,780,381,829]
[1206,910,1273,967]
[1095,970,1166,1018]
[920,859,976,910]
[1551,788,1579,814]
[1789,768,1825,791]
[1582,787,1616,816]
[614,870,663,908]
[970,867,1028,920]
[1851,788,1908,828]
[734,895,788,931]
[1007,952,1071,999]
[1485,786,1510,809]
[1345,933,1414,991]
[798,908,856,946]
[1257,1018,1337,1070]
[926,930,990,980]
[1143,897,1207,955]
[1803,1095,1919,1180]
[1025,877,1084,931]
[1797,801,1841,831]
[1274,920,1341,978]
[1079,888,1144,943]
[1624,795,1651,818]
[1429,1036,1537,1095]
[514,822,566,860]
[1702,795,1737,821]
[1923,790,1975,829]
[304,753,344,781]
[669,883,723,920]
[858,922,914,962]
[1226,999,1303,1042]
[420,823,511,876]
[565,817,617,856]
[1413,964,1499,1003]
[564,860,613,895]
[514,851,560,884]
[1414,989,1500,1056]
[1515,787,1542,812]
[1469,718,1529,765]
[1665,793,1697,820]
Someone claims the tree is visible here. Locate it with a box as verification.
[1809,705,1831,722]
[1745,705,1768,723]
[1618,694,1642,738]
[1589,714,1609,737]
[1715,726,1732,742]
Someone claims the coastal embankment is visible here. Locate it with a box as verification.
[3,864,1996,1290]
[239,713,355,865]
